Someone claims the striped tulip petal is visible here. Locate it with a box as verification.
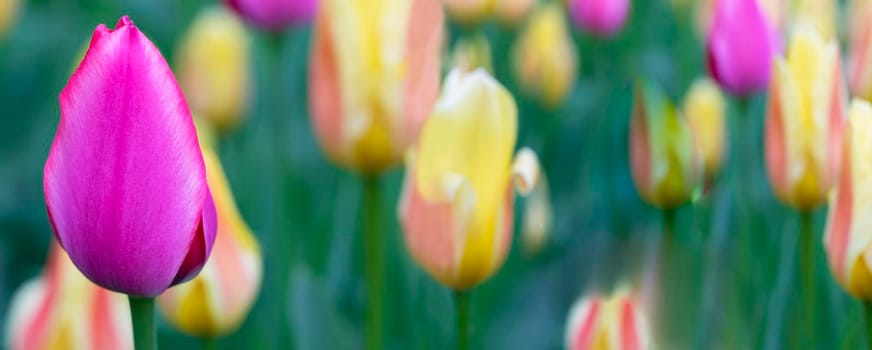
[565,291,649,350]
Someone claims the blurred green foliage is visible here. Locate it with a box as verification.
[0,0,866,349]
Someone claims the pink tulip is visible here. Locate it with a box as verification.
[43,16,217,297]
[564,291,650,350]
[225,0,317,31]
[569,0,630,38]
[706,0,781,96]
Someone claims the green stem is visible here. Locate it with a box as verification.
[454,290,471,350]
[202,337,217,350]
[864,301,872,350]
[662,209,677,256]
[363,176,384,350]
[128,296,156,350]
[799,212,814,348]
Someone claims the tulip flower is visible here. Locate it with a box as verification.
[512,3,579,109]
[564,291,650,350]
[452,33,493,74]
[849,0,872,100]
[224,0,317,31]
[44,16,217,297]
[695,0,784,39]
[568,0,630,38]
[177,6,252,133]
[158,147,263,337]
[522,175,552,257]
[443,0,534,26]
[0,0,19,39]
[5,242,132,350]
[629,79,703,210]
[706,0,781,96]
[765,25,845,212]
[494,0,535,25]
[824,100,872,300]
[309,0,443,174]
[682,78,727,180]
[399,68,540,290]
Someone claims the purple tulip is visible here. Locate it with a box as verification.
[706,0,781,96]
[43,16,217,297]
[569,0,630,38]
[225,0,317,31]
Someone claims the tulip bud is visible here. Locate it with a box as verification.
[696,0,784,39]
[824,100,872,300]
[44,17,217,297]
[5,242,132,350]
[630,79,703,210]
[399,68,540,290]
[522,174,552,257]
[0,0,19,39]
[706,0,781,96]
[682,78,727,179]
[158,148,262,336]
[452,33,493,74]
[512,3,578,109]
[177,6,252,133]
[495,0,535,26]
[443,0,493,25]
[224,0,317,31]
[848,0,872,100]
[568,0,630,38]
[765,25,845,212]
[309,0,444,174]
[564,291,650,350]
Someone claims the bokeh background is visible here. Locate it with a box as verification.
[0,0,864,348]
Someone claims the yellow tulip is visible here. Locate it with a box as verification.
[848,0,872,100]
[790,0,836,39]
[824,100,872,300]
[512,4,578,109]
[309,0,444,174]
[682,78,727,179]
[0,0,19,39]
[765,25,846,212]
[176,6,252,133]
[399,68,539,290]
[158,147,263,336]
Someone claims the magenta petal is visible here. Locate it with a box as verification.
[224,0,317,31]
[171,189,217,286]
[44,16,214,297]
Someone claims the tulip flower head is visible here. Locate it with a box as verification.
[443,0,534,26]
[568,0,630,38]
[683,78,727,180]
[564,291,650,350]
[452,33,493,74]
[706,0,781,96]
[224,0,317,30]
[765,25,845,212]
[790,0,836,39]
[159,148,262,336]
[399,68,540,290]
[43,16,217,297]
[177,6,252,133]
[848,0,872,100]
[695,0,785,39]
[512,3,579,109]
[495,0,535,25]
[5,243,132,350]
[309,0,444,174]
[630,79,703,210]
[825,100,872,300]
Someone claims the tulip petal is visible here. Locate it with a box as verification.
[511,147,540,195]
[44,17,211,296]
[400,0,443,148]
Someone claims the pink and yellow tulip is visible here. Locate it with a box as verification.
[848,0,872,101]
[309,0,444,174]
[765,25,845,212]
[399,68,539,290]
[564,291,650,350]
[43,16,217,297]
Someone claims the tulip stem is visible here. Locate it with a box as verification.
[662,209,677,255]
[799,212,814,348]
[362,175,384,350]
[128,296,156,350]
[202,337,217,350]
[454,290,471,350]
[864,301,872,349]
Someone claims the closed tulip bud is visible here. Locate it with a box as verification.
[630,79,703,210]
[443,0,493,25]
[0,0,19,39]
[848,0,872,100]
[765,25,845,212]
[706,0,781,96]
[824,100,872,300]
[399,68,540,290]
[158,148,262,336]
[568,0,630,38]
[682,78,727,179]
[224,0,317,31]
[522,174,552,257]
[177,6,252,133]
[43,17,217,297]
[452,33,493,74]
[512,4,578,109]
[696,0,785,39]
[495,0,535,26]
[564,291,650,350]
[5,242,132,350]
[309,0,444,174]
